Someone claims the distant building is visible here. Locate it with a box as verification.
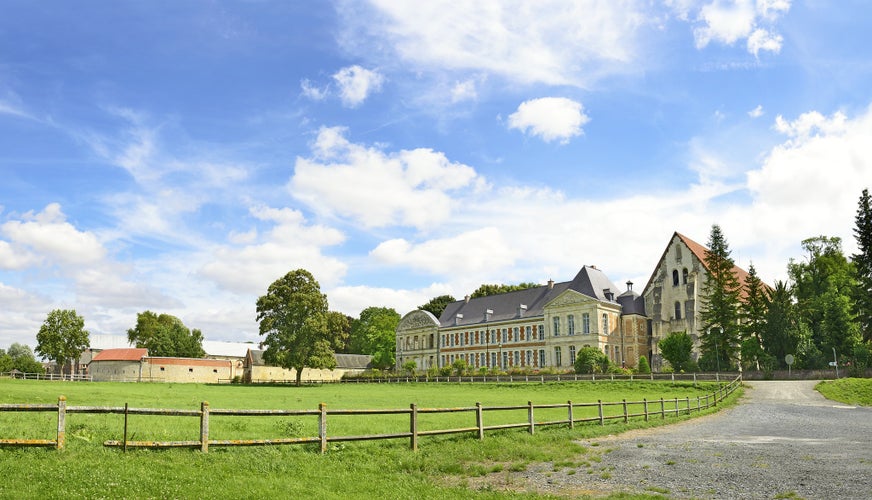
[396,266,649,372]
[243,349,372,383]
[89,348,148,381]
[89,348,233,383]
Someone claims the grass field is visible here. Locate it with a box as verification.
[816,378,872,406]
[0,378,741,499]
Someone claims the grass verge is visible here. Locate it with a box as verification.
[815,378,872,406]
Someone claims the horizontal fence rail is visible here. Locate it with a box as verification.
[0,375,741,453]
[340,371,741,385]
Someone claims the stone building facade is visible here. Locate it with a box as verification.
[641,232,753,370]
[396,266,649,372]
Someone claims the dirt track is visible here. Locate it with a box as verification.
[515,380,872,499]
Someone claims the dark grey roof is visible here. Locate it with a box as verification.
[438,266,622,328]
[617,290,646,316]
[247,349,371,369]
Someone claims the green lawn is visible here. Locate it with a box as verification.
[816,378,872,406]
[0,378,740,499]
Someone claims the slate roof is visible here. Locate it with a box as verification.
[90,348,148,362]
[438,265,623,328]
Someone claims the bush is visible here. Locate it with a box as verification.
[574,347,610,374]
[636,356,651,374]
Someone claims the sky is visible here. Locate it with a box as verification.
[2,0,872,350]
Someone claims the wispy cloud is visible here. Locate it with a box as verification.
[333,65,384,107]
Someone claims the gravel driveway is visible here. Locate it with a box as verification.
[515,380,872,499]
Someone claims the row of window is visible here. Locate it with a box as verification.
[552,313,609,336]
[442,325,545,348]
[672,268,689,286]
[444,344,596,369]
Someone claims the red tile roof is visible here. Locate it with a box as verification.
[675,232,766,299]
[91,348,148,362]
[143,357,231,367]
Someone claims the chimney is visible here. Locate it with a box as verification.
[455,313,463,326]
[547,279,554,289]
[464,295,470,303]
[517,304,527,317]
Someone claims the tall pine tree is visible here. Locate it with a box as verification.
[739,263,771,371]
[698,224,742,371]
[853,188,872,343]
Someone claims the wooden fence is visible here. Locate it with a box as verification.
[340,371,739,385]
[0,375,741,453]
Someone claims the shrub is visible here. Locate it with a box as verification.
[637,356,651,374]
[574,347,609,374]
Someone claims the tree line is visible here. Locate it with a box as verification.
[659,189,872,375]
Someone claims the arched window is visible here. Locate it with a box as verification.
[674,301,682,320]
[672,269,679,286]
[682,268,689,285]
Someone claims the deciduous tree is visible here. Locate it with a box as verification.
[127,311,206,358]
[256,269,345,386]
[574,346,610,374]
[658,331,695,372]
[470,282,538,298]
[35,309,90,377]
[349,306,399,370]
[418,294,455,318]
[7,343,44,373]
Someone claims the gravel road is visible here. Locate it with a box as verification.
[513,380,872,499]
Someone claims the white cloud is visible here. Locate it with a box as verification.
[451,79,478,103]
[290,126,482,229]
[748,104,764,118]
[507,97,589,144]
[198,205,347,294]
[1,204,106,266]
[684,0,790,55]
[0,282,50,348]
[339,0,647,88]
[333,65,384,107]
[371,227,518,275]
[300,78,328,101]
[773,110,847,141]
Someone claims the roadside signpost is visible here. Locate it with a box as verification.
[785,354,794,378]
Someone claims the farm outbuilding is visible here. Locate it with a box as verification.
[243,349,372,383]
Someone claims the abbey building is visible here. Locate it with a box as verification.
[395,231,758,372]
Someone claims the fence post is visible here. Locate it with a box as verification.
[693,373,697,387]
[622,399,628,423]
[528,401,535,435]
[200,401,210,453]
[686,397,690,415]
[476,402,484,440]
[598,400,604,425]
[56,396,66,450]
[674,398,679,416]
[660,398,665,419]
[671,372,675,384]
[319,403,328,453]
[123,403,129,453]
[643,398,649,422]
[410,403,418,451]
[567,401,574,429]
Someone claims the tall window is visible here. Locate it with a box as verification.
[682,268,689,285]
[525,326,532,341]
[502,328,508,344]
[539,349,546,367]
[674,301,682,320]
[672,269,679,286]
[554,346,562,367]
[513,351,520,366]
[513,327,519,342]
[538,325,544,340]
[553,316,560,336]
[569,345,577,364]
[582,313,590,334]
[502,351,508,369]
[526,350,532,366]
[568,314,575,335]
[602,313,609,334]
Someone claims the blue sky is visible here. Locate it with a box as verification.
[2,1,872,349]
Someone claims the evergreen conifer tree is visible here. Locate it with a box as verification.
[853,188,872,342]
[698,224,742,371]
[739,263,771,371]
